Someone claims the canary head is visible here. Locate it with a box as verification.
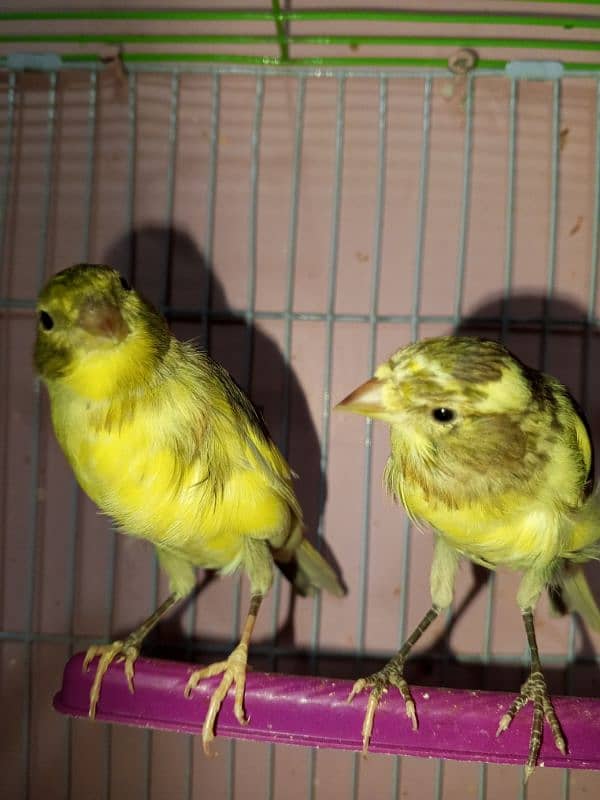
[34,264,170,394]
[335,336,554,489]
[337,336,533,424]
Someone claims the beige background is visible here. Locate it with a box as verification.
[2,2,600,799]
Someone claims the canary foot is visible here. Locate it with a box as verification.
[347,656,417,753]
[496,670,566,781]
[83,637,140,718]
[185,641,250,755]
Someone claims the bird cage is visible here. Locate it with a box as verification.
[2,3,600,799]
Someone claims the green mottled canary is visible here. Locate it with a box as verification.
[337,335,600,778]
[34,263,343,752]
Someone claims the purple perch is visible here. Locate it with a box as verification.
[54,652,600,770]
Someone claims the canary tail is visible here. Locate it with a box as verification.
[296,538,345,596]
[558,567,600,632]
[275,536,345,598]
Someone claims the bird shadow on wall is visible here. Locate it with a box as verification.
[399,291,600,698]
[103,224,344,673]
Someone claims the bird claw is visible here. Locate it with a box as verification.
[347,677,370,705]
[347,659,416,753]
[83,638,140,718]
[495,712,512,738]
[185,642,250,755]
[497,670,566,779]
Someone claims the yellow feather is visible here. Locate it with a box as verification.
[339,335,600,619]
[35,264,343,600]
[338,335,597,770]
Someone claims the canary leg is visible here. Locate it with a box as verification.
[84,591,181,718]
[185,594,262,755]
[496,609,566,781]
[348,605,440,753]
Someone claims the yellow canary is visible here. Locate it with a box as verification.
[34,263,343,753]
[337,335,600,779]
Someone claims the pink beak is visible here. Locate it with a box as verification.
[335,377,386,418]
[78,300,129,342]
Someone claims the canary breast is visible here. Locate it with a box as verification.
[50,390,291,572]
[404,484,569,570]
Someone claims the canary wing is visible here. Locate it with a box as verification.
[213,360,343,597]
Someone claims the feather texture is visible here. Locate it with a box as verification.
[35,264,343,601]
[339,336,600,619]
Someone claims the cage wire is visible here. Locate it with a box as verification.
[2,3,600,800]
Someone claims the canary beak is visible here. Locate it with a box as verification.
[335,377,386,418]
[78,300,129,342]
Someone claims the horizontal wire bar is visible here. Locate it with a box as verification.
[4,60,600,79]
[4,299,600,329]
[1,34,598,51]
[1,8,600,28]
[5,53,598,71]
[3,629,598,668]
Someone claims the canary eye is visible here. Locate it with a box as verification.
[432,407,455,423]
[119,276,132,291]
[39,310,54,331]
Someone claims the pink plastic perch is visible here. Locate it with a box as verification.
[54,652,600,770]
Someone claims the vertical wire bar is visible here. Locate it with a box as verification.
[110,74,137,622]
[266,74,306,800]
[411,77,432,343]
[122,72,137,284]
[0,71,16,284]
[583,80,600,411]
[351,75,388,800]
[447,76,474,698]
[546,88,568,800]
[269,74,305,666]
[453,73,474,327]
[24,70,57,800]
[535,78,562,799]
[442,70,493,800]
[146,69,180,800]
[502,75,525,796]
[464,70,484,800]
[68,68,98,800]
[81,71,98,261]
[67,69,97,624]
[357,75,387,657]
[244,75,265,391]
[0,73,17,655]
[159,71,180,313]
[183,74,219,653]
[105,72,137,796]
[307,75,345,800]
[448,74,474,689]
[277,76,306,509]
[493,75,517,798]
[103,68,136,800]
[541,79,561,373]
[155,72,180,603]
[392,76,432,800]
[106,72,137,635]
[199,72,220,353]
[313,75,346,652]
[570,75,600,800]
[546,79,567,800]
[186,70,220,800]
[227,72,265,800]
[395,74,432,666]
[411,75,445,800]
[271,0,289,62]
[497,76,518,652]
[502,79,518,343]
